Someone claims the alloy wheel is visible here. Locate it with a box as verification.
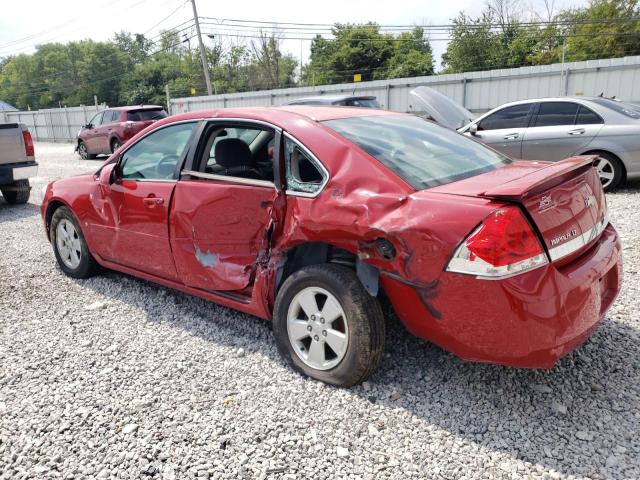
[287,286,349,371]
[78,143,88,159]
[593,156,615,189]
[56,219,82,269]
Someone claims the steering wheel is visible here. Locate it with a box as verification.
[155,155,180,179]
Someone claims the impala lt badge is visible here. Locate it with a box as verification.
[584,195,596,209]
[538,195,555,212]
[551,229,579,247]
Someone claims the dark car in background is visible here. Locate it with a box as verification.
[76,105,167,159]
[285,95,380,108]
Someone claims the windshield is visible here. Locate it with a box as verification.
[127,109,168,121]
[324,115,511,189]
[590,98,640,119]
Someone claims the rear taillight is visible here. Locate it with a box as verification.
[22,130,34,157]
[446,206,548,279]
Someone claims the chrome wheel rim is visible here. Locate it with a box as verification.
[111,141,120,153]
[78,143,88,159]
[593,156,615,188]
[287,287,349,371]
[56,219,82,269]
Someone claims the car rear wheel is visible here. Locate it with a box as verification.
[50,206,99,278]
[1,179,30,204]
[78,141,96,160]
[110,138,122,153]
[273,264,385,387]
[592,152,624,192]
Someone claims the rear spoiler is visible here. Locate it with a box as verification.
[480,156,597,201]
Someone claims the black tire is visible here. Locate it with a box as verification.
[77,141,96,160]
[589,151,624,192]
[110,138,122,153]
[1,179,30,204]
[273,264,385,387]
[50,206,99,279]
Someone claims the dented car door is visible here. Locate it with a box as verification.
[170,122,279,293]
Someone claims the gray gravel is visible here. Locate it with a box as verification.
[1,142,639,480]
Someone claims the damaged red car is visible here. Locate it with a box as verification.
[41,107,622,386]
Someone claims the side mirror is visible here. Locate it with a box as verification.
[469,123,478,136]
[98,162,121,186]
[84,123,92,129]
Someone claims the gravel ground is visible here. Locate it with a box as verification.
[1,142,639,480]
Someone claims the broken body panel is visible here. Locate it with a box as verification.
[41,106,622,369]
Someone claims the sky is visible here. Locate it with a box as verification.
[0,0,584,71]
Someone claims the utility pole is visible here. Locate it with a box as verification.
[190,0,213,96]
[559,40,567,96]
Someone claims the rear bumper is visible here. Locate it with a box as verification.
[382,223,622,368]
[0,161,38,185]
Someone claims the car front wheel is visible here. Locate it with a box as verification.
[110,138,122,153]
[273,264,385,387]
[77,141,96,160]
[50,206,99,278]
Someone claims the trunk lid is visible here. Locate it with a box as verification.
[431,156,608,263]
[408,86,475,130]
[0,123,27,166]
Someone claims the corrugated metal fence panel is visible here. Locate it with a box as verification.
[171,55,640,115]
[0,105,107,142]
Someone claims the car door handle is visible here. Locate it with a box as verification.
[503,133,519,140]
[568,128,586,135]
[143,197,164,207]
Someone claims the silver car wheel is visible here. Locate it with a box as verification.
[287,286,349,371]
[56,219,82,269]
[593,156,615,189]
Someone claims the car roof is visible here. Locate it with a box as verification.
[108,105,165,112]
[164,106,398,126]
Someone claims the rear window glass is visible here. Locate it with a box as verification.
[324,115,511,190]
[534,102,579,127]
[576,105,603,125]
[127,109,168,121]
[590,98,640,119]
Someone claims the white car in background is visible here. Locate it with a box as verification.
[410,86,640,191]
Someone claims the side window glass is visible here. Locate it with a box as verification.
[478,104,531,130]
[120,123,196,180]
[103,111,114,124]
[534,102,579,127]
[576,105,603,125]
[285,137,326,194]
[89,112,103,127]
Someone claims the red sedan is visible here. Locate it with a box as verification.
[41,107,622,386]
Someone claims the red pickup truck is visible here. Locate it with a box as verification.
[75,105,167,159]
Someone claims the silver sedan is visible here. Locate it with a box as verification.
[410,88,640,191]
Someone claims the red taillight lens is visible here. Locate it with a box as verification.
[465,207,543,266]
[446,206,548,279]
[22,130,35,157]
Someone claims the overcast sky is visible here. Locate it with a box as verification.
[0,0,584,71]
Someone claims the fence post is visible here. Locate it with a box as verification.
[564,69,571,96]
[64,107,72,141]
[49,111,57,142]
[386,84,391,110]
[462,77,468,108]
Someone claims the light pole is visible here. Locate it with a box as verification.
[190,0,213,96]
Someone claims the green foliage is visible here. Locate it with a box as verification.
[304,24,434,84]
[1,2,639,110]
[442,0,640,72]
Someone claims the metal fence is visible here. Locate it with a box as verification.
[0,104,108,142]
[170,55,640,115]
